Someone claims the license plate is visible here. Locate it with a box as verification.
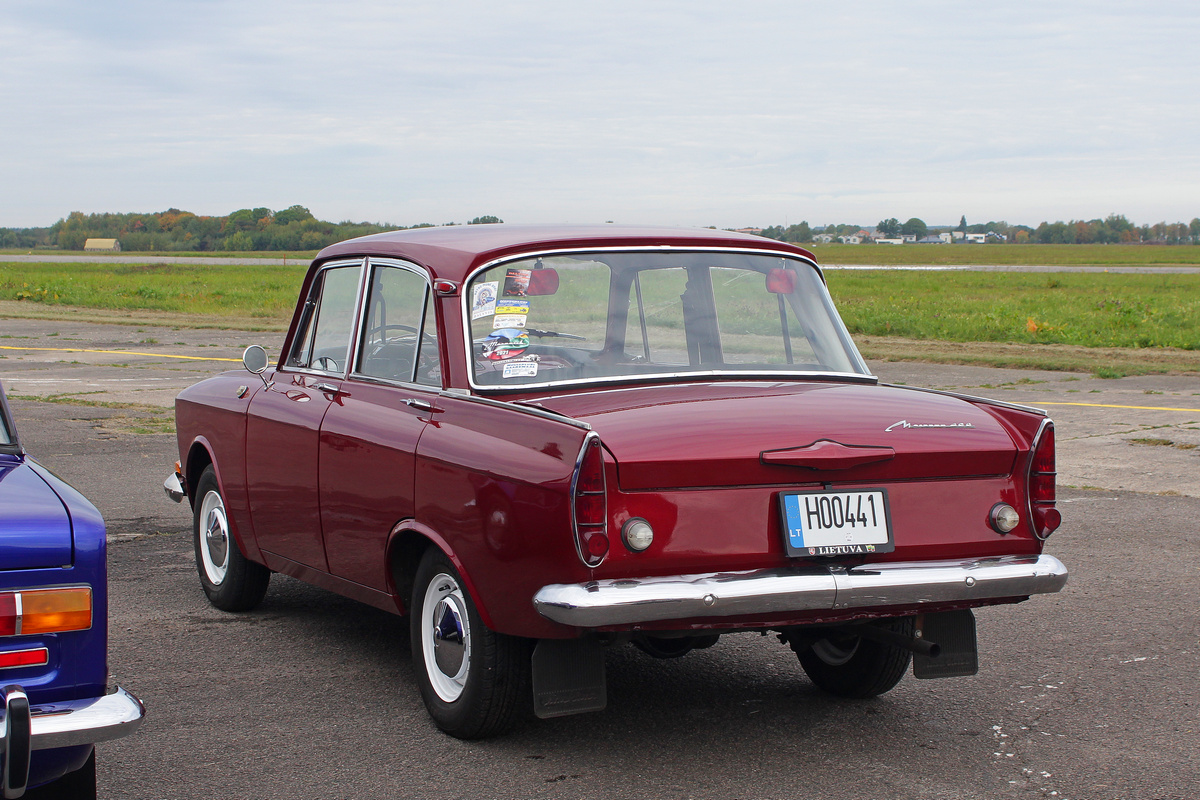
[779,489,894,557]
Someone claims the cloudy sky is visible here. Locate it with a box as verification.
[2,1,1197,230]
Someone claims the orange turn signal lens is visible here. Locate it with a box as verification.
[0,588,93,635]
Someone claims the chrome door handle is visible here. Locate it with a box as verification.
[311,382,340,394]
[403,398,442,413]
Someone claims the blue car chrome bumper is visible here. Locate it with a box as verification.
[1,685,143,797]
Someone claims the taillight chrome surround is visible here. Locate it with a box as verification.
[1028,420,1061,540]
[571,432,609,567]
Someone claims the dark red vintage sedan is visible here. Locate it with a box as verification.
[165,224,1066,738]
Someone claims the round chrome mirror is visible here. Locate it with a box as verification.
[242,345,269,374]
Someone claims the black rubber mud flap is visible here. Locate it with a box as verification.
[532,638,607,719]
[913,609,979,679]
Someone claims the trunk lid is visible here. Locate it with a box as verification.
[0,459,74,569]
[522,382,1018,490]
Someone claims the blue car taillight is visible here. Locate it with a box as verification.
[0,588,93,636]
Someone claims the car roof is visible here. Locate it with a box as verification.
[312,223,817,283]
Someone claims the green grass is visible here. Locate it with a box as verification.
[825,270,1200,350]
[0,261,305,319]
[809,243,1200,266]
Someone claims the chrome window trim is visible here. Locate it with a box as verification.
[282,258,368,380]
[347,257,439,389]
[459,246,870,394]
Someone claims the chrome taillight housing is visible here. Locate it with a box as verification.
[1028,421,1061,539]
[572,433,609,566]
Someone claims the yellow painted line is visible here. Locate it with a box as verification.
[1040,401,1200,413]
[0,345,243,362]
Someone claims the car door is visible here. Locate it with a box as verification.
[245,260,364,571]
[319,260,441,589]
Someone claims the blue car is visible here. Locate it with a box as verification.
[0,383,143,799]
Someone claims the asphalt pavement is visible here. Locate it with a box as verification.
[2,318,1199,799]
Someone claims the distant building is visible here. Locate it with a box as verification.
[919,235,946,244]
[733,227,763,236]
[840,235,863,244]
[939,232,954,243]
[813,234,836,244]
[84,238,121,252]
[875,238,904,245]
[964,233,986,244]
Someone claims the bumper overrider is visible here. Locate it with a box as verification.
[533,554,1068,628]
[1,685,144,797]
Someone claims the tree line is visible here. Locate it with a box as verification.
[760,214,1200,245]
[0,207,504,251]
[3,207,1199,251]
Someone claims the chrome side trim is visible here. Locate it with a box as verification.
[533,554,1068,628]
[880,383,1048,417]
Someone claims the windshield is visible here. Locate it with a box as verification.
[465,249,869,390]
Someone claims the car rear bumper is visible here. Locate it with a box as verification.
[532,553,1068,628]
[2,685,144,796]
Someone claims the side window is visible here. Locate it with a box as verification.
[288,264,361,372]
[358,265,439,386]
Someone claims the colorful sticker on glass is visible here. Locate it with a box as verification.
[495,299,530,316]
[503,269,532,297]
[502,359,539,379]
[471,282,498,320]
[481,329,530,361]
[493,314,527,330]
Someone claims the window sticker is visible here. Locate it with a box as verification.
[494,299,530,316]
[471,282,498,320]
[481,328,530,360]
[493,314,527,330]
[503,269,532,297]
[502,359,539,379]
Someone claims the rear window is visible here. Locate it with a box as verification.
[464,249,868,390]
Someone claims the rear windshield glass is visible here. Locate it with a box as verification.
[465,250,868,390]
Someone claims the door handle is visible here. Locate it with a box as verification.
[311,382,341,394]
[403,398,443,413]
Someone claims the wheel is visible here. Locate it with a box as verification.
[193,465,270,612]
[409,548,529,739]
[25,749,96,800]
[789,617,914,699]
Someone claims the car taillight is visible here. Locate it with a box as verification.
[0,648,49,669]
[0,588,93,636]
[1029,422,1061,539]
[572,434,608,567]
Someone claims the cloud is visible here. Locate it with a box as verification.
[2,1,1198,227]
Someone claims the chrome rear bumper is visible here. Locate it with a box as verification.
[2,685,144,796]
[533,554,1068,628]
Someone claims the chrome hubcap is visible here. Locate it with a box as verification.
[421,573,471,702]
[813,637,860,666]
[198,489,230,585]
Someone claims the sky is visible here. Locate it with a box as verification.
[2,1,1198,230]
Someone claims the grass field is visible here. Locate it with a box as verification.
[3,254,1199,375]
[810,243,1200,266]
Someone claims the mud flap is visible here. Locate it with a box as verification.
[532,638,607,719]
[913,609,979,679]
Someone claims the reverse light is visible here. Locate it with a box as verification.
[622,518,655,552]
[572,434,609,566]
[0,588,93,636]
[1029,422,1061,539]
[988,503,1021,534]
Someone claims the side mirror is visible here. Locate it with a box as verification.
[242,345,272,391]
[242,345,269,374]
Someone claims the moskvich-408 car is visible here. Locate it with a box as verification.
[165,224,1066,738]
